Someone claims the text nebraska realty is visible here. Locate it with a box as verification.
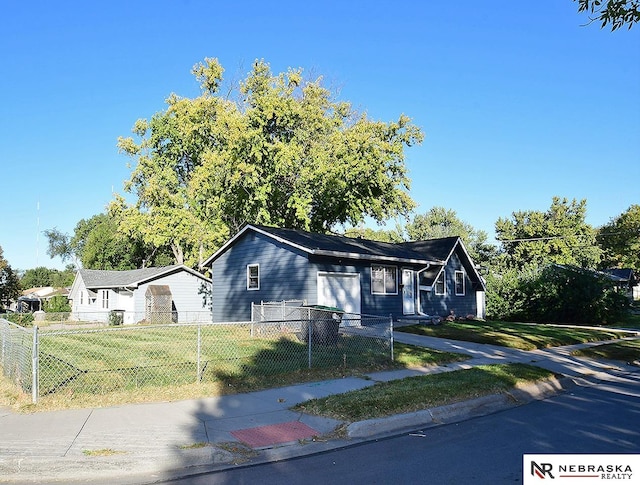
[562,464,632,479]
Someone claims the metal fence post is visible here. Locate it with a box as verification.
[1,320,5,365]
[196,324,202,383]
[250,303,255,337]
[32,325,39,404]
[389,315,394,362]
[307,310,313,369]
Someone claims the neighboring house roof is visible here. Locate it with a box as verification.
[204,225,485,290]
[603,268,637,284]
[20,287,69,299]
[76,265,210,290]
[552,265,638,287]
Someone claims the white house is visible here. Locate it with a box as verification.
[68,265,211,324]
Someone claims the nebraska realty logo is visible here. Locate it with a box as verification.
[523,455,638,484]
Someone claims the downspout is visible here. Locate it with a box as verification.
[415,265,430,316]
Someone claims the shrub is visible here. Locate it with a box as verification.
[522,265,630,324]
[43,295,71,313]
[4,312,34,327]
[487,264,630,325]
[485,265,535,321]
[108,310,124,326]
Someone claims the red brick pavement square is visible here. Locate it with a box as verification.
[231,421,319,448]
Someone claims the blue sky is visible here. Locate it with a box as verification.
[1,1,638,272]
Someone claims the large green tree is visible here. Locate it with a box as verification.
[0,246,20,309]
[597,204,640,271]
[575,0,640,30]
[495,197,601,269]
[19,266,75,289]
[405,207,498,267]
[116,58,423,268]
[45,213,173,270]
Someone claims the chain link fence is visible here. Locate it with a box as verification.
[0,319,34,398]
[251,299,307,321]
[5,310,214,326]
[1,309,393,403]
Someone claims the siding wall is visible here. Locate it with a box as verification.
[310,257,403,316]
[419,251,477,317]
[69,279,113,321]
[212,232,314,321]
[212,241,408,321]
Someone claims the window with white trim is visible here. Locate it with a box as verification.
[80,291,84,305]
[371,265,397,295]
[101,290,109,309]
[247,264,260,290]
[435,271,446,295]
[455,271,465,296]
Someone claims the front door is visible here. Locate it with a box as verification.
[402,269,415,315]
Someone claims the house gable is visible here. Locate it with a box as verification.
[211,230,314,321]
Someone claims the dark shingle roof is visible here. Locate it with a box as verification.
[207,225,459,266]
[78,265,207,289]
[251,225,458,263]
[204,225,485,290]
[603,268,636,282]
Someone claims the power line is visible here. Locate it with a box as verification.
[497,230,637,243]
[496,235,595,243]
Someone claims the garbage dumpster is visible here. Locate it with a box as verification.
[300,305,343,345]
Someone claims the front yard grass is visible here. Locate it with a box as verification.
[614,312,640,330]
[398,320,630,350]
[0,341,468,413]
[293,363,555,422]
[571,339,640,364]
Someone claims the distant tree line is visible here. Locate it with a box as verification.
[34,198,638,325]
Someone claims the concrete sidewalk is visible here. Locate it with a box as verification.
[1,333,638,484]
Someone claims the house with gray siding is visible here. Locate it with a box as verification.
[69,265,211,324]
[204,225,486,322]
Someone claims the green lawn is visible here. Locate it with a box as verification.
[571,339,640,364]
[293,363,555,422]
[397,320,630,350]
[615,312,640,330]
[3,324,469,410]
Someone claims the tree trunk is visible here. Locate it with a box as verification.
[172,243,184,265]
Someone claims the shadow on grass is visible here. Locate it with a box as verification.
[23,322,466,412]
[158,332,469,476]
[207,334,412,394]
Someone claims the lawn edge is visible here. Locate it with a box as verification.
[345,376,574,439]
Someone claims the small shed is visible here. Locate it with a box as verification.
[145,285,174,323]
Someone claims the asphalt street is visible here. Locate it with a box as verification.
[160,371,640,485]
[2,331,638,485]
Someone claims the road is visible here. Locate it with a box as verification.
[160,372,640,485]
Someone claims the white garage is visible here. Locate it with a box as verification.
[317,272,361,314]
